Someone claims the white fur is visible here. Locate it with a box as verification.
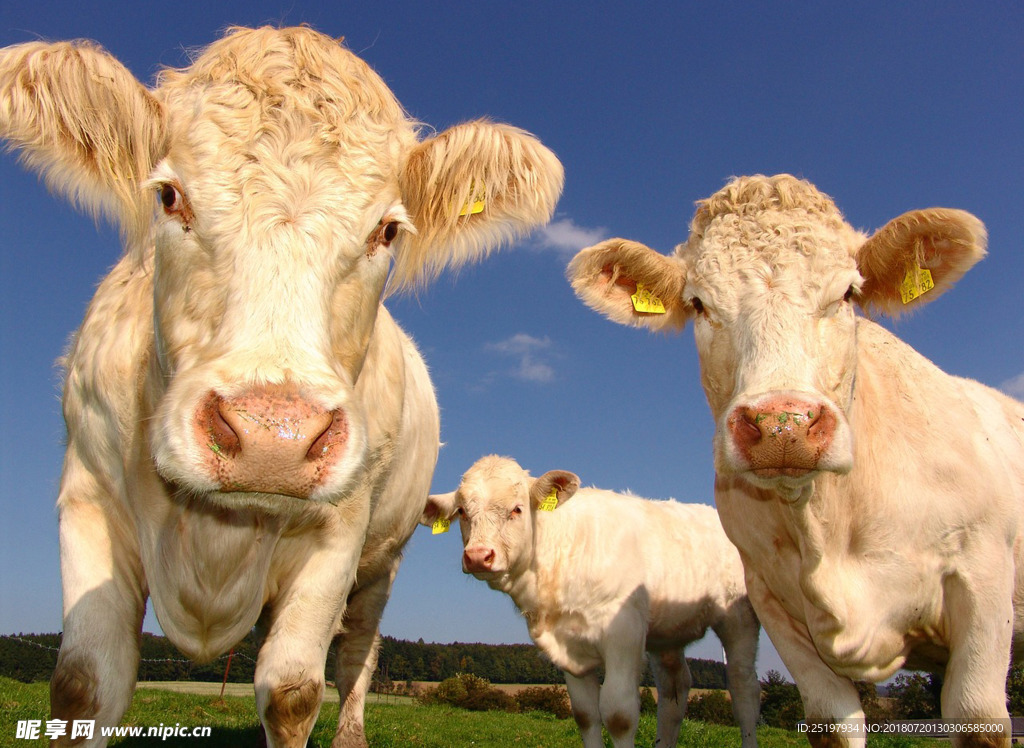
[1,26,562,748]
[428,455,761,748]
[569,174,1022,747]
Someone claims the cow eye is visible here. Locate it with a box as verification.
[690,297,706,315]
[843,285,855,303]
[367,219,402,257]
[381,221,399,244]
[510,506,523,517]
[456,507,466,517]
[159,183,183,213]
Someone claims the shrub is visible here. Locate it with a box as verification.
[515,686,572,719]
[687,690,734,726]
[639,687,657,715]
[888,673,941,720]
[759,669,804,730]
[418,673,517,713]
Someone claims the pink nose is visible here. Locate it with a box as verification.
[727,396,836,477]
[197,384,348,498]
[463,546,496,573]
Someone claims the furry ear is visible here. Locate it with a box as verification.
[568,238,692,331]
[529,470,580,509]
[421,491,460,527]
[392,120,563,290]
[0,40,168,245]
[856,208,987,316]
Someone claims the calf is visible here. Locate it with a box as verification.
[423,455,761,748]
[569,174,1024,747]
[0,26,562,747]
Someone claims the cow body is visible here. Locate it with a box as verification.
[569,175,1024,747]
[0,27,562,747]
[424,456,761,748]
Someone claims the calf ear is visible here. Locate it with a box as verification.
[420,491,459,526]
[568,239,692,331]
[529,470,580,509]
[392,120,564,290]
[856,209,987,316]
[0,40,167,245]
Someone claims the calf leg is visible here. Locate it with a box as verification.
[51,484,145,748]
[747,573,865,748]
[598,609,647,748]
[714,598,761,748]
[330,568,398,748]
[564,671,603,748]
[649,648,690,748]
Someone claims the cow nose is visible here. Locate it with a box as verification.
[727,396,836,477]
[197,385,348,498]
[463,547,496,573]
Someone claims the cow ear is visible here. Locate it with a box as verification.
[856,209,987,316]
[392,120,564,290]
[0,40,168,246]
[568,238,692,331]
[529,470,580,509]
[420,491,459,526]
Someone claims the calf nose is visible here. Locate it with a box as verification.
[197,384,348,498]
[463,547,496,573]
[727,395,836,477]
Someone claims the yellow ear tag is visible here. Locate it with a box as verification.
[538,488,559,512]
[899,264,935,305]
[631,283,667,314]
[431,517,451,535]
[458,185,486,216]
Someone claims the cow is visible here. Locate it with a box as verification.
[568,174,1024,747]
[0,26,563,747]
[422,455,761,748]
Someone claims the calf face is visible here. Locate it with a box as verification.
[422,456,579,577]
[569,175,986,499]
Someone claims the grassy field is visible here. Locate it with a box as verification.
[0,676,947,747]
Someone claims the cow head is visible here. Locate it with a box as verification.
[421,456,579,578]
[569,175,985,500]
[0,27,562,508]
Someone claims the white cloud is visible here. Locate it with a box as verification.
[1000,372,1024,400]
[485,333,556,383]
[533,218,608,255]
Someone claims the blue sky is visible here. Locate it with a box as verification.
[1,1,1022,681]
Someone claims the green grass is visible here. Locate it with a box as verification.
[0,676,946,747]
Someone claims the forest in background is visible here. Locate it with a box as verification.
[0,632,727,689]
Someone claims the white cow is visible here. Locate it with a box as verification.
[423,455,761,748]
[0,26,562,747]
[569,174,1024,747]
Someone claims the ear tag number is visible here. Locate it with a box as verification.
[431,518,451,535]
[899,265,934,305]
[538,488,559,512]
[458,185,486,216]
[631,283,666,314]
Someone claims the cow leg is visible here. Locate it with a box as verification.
[598,610,646,748]
[746,573,865,747]
[940,568,1013,748]
[714,600,762,748]
[564,671,603,748]
[330,569,397,748]
[648,648,690,748]
[256,536,362,748]
[51,488,145,748]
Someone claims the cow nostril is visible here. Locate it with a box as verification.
[305,410,346,461]
[209,397,241,456]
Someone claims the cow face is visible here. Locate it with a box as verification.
[570,175,985,500]
[1,27,562,509]
[422,456,579,579]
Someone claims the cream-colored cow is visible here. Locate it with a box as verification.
[569,174,1024,747]
[424,455,761,748]
[0,26,562,747]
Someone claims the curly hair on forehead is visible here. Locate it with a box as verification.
[689,174,848,239]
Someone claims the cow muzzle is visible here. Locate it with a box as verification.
[723,391,850,487]
[463,546,497,575]
[195,384,348,499]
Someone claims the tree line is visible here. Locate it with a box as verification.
[0,632,727,689]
